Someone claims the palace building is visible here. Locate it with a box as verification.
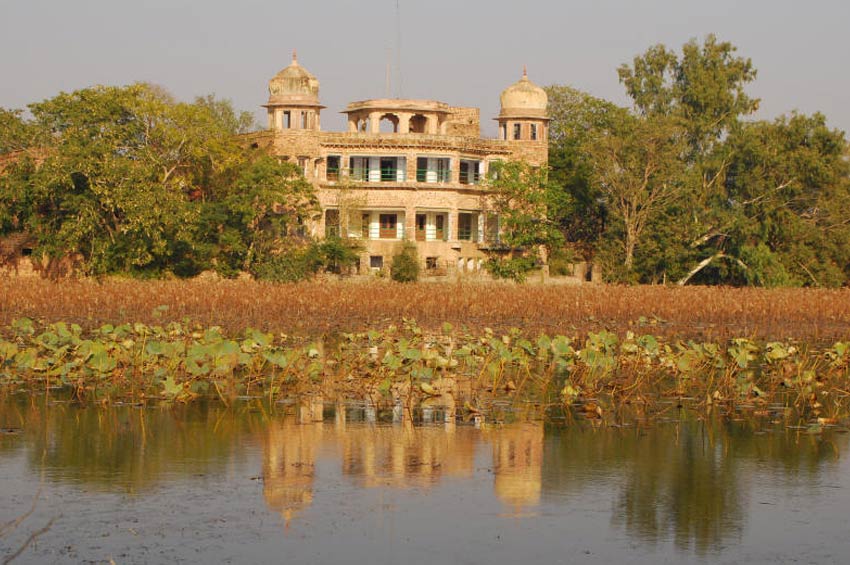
[251,53,549,276]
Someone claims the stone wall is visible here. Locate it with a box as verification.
[445,107,480,137]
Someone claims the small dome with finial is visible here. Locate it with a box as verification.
[268,51,320,105]
[499,66,548,119]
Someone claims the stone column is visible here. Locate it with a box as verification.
[348,117,358,132]
[398,112,412,134]
[406,152,417,182]
[405,205,416,241]
[450,157,460,184]
[425,115,437,135]
[369,111,382,134]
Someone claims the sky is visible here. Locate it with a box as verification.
[1,0,848,138]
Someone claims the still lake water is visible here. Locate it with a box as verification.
[1,395,849,564]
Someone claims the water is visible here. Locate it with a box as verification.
[1,395,849,564]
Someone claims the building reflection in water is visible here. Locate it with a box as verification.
[261,398,546,526]
[489,422,544,515]
[262,397,325,528]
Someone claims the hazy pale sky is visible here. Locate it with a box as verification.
[2,0,848,137]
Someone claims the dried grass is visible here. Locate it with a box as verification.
[1,277,848,341]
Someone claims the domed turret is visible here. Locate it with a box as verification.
[264,51,325,132]
[499,66,548,119]
[268,51,320,106]
[496,67,549,142]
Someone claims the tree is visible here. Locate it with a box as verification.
[484,161,564,280]
[390,242,420,282]
[618,34,758,156]
[719,113,850,286]
[193,94,256,135]
[202,155,320,276]
[1,85,199,275]
[545,86,623,257]
[0,108,44,154]
[0,84,314,277]
[615,36,764,282]
[587,113,686,275]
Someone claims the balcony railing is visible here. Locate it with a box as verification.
[328,168,469,184]
[458,227,476,241]
[415,169,451,183]
[347,168,407,182]
[459,171,481,185]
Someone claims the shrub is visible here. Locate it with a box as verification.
[390,242,420,283]
[251,245,322,282]
[484,256,535,282]
[316,237,361,274]
[548,247,580,277]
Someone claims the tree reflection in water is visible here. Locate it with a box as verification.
[1,393,846,554]
[541,415,846,554]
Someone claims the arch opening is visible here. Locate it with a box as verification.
[379,113,399,133]
[409,114,427,134]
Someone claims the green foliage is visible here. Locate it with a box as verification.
[547,247,579,277]
[487,161,563,251]
[484,161,563,282]
[545,86,622,257]
[250,237,361,282]
[201,156,320,275]
[3,318,849,418]
[618,34,758,154]
[484,256,535,282]
[390,242,420,283]
[0,84,321,279]
[251,244,322,283]
[193,94,256,135]
[586,112,686,272]
[316,236,361,274]
[547,35,850,287]
[0,108,44,153]
[738,244,794,288]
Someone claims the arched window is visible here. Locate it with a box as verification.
[379,113,399,133]
[409,114,427,134]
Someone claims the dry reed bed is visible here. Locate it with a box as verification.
[1,278,848,341]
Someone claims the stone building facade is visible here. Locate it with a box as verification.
[251,53,549,276]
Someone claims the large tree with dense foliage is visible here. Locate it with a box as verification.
[544,85,622,258]
[199,155,320,277]
[616,34,761,281]
[587,113,686,276]
[548,34,850,286]
[694,112,850,287]
[0,83,329,279]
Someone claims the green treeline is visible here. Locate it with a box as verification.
[1,35,849,286]
[546,35,850,286]
[0,84,357,279]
